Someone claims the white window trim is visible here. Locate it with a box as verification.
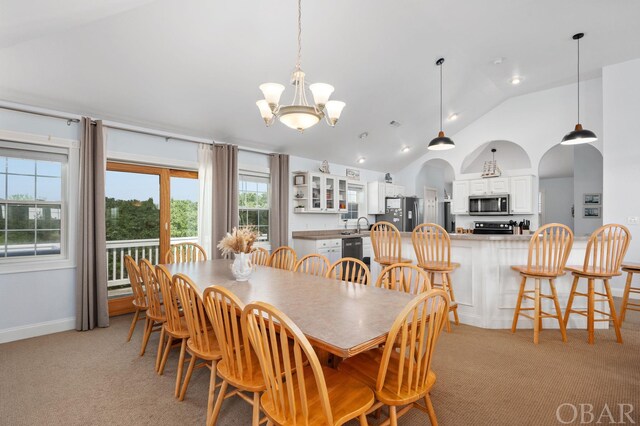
[0,129,79,275]
[341,182,367,226]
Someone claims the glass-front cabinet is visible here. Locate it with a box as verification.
[292,172,348,213]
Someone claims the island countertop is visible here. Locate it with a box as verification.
[292,229,590,241]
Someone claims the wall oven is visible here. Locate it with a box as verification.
[469,194,510,216]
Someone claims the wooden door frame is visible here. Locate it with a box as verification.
[106,162,197,316]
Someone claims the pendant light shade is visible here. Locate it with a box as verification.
[561,33,597,145]
[428,58,455,151]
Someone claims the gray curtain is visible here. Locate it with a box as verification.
[75,118,109,331]
[212,144,239,259]
[269,154,289,248]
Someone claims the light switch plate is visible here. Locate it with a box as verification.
[628,216,639,225]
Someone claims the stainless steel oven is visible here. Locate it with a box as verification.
[469,194,510,216]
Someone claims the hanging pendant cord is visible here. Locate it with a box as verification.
[577,36,580,124]
[439,62,443,132]
[296,0,302,70]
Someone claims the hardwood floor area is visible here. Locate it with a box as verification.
[1,309,639,425]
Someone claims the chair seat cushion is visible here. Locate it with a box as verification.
[418,261,460,272]
[511,265,565,278]
[338,347,436,406]
[564,265,621,278]
[261,365,374,426]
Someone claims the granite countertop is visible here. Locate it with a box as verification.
[292,229,590,241]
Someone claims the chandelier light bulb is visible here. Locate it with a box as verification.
[309,83,335,108]
[325,100,346,126]
[259,83,285,107]
[256,100,274,124]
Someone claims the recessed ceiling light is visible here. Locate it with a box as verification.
[448,113,459,121]
[389,120,401,128]
[510,76,522,85]
[359,132,368,140]
[357,157,366,164]
[401,146,410,153]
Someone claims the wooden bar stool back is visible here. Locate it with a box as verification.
[165,242,208,264]
[295,253,331,277]
[250,247,270,266]
[338,290,450,426]
[123,255,147,342]
[172,273,221,423]
[155,265,191,397]
[242,301,374,426]
[620,262,640,324]
[412,223,461,328]
[375,263,432,295]
[139,259,167,366]
[203,286,265,426]
[327,257,371,285]
[268,246,297,271]
[371,221,412,267]
[564,224,631,344]
[510,223,573,344]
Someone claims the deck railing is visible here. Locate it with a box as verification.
[106,236,197,298]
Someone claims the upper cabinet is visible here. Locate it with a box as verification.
[469,177,509,195]
[293,172,348,214]
[452,180,470,214]
[509,175,533,214]
[367,182,406,214]
[469,179,488,196]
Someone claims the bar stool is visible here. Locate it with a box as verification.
[564,224,631,344]
[370,221,412,268]
[412,223,460,329]
[620,262,640,324]
[511,223,573,344]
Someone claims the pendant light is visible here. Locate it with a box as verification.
[428,58,455,150]
[561,33,597,145]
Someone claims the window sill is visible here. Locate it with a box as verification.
[0,258,76,275]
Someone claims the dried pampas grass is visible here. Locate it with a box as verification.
[217,226,258,256]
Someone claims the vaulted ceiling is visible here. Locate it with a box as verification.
[1,0,639,172]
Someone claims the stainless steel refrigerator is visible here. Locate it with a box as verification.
[375,196,423,232]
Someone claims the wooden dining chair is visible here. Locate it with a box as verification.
[123,255,147,342]
[295,253,331,277]
[371,221,412,268]
[268,246,297,271]
[203,286,266,426]
[338,290,450,426]
[412,223,460,328]
[327,257,371,285]
[156,265,191,397]
[511,223,573,344]
[375,263,432,295]
[242,301,375,426]
[165,242,208,264]
[250,247,270,267]
[172,273,222,421]
[564,224,631,344]
[620,262,640,325]
[139,259,167,369]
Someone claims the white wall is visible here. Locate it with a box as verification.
[0,109,80,343]
[540,177,574,228]
[603,59,640,276]
[573,145,603,236]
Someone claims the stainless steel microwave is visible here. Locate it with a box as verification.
[469,194,510,216]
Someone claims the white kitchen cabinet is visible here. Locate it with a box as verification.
[452,180,470,214]
[367,182,406,214]
[362,236,372,259]
[293,238,342,261]
[488,177,510,194]
[469,179,488,196]
[510,175,534,214]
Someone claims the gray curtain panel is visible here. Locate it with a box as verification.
[75,118,109,331]
[269,153,289,248]
[211,143,239,259]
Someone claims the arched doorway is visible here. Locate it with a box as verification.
[461,140,532,174]
[416,159,456,231]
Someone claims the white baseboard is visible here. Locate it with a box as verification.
[0,317,75,344]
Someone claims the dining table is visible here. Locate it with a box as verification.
[164,259,416,358]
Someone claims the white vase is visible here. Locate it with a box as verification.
[231,252,253,281]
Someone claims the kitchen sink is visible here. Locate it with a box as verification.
[340,231,354,235]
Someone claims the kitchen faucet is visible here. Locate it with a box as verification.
[356,216,370,234]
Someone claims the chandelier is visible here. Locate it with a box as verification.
[256,0,345,132]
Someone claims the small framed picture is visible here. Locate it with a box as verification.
[294,175,305,185]
[583,193,602,205]
[346,168,360,180]
[583,207,601,218]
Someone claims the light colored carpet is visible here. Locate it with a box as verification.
[1,308,639,426]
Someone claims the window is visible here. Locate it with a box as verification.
[238,172,270,242]
[0,149,65,259]
[341,184,365,221]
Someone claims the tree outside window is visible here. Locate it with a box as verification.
[238,173,270,242]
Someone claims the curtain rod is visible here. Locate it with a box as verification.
[0,103,277,154]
